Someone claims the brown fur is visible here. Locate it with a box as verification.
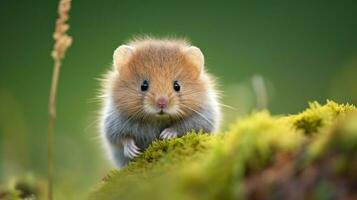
[100,37,221,167]
[107,37,212,121]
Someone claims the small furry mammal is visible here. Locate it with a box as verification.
[100,37,221,168]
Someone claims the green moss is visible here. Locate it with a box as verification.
[288,101,356,135]
[102,131,215,179]
[92,132,217,200]
[90,101,357,200]
[307,112,357,163]
[0,174,43,200]
[178,112,305,199]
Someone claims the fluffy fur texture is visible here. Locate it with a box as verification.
[100,37,221,168]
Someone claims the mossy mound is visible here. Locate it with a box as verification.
[90,101,357,200]
[0,174,46,200]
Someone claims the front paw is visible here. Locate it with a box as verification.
[160,128,178,140]
[122,138,141,159]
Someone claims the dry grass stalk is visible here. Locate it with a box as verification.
[48,0,72,199]
[252,75,268,110]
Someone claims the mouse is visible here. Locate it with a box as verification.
[99,37,221,168]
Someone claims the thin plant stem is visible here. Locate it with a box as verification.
[48,0,72,199]
[48,60,61,200]
[252,75,268,110]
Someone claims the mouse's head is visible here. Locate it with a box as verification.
[111,39,210,121]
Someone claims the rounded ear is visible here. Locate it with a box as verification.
[185,46,204,72]
[113,45,135,70]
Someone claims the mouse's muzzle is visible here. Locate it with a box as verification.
[156,96,169,110]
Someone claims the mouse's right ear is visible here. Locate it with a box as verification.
[185,46,204,73]
[113,45,135,70]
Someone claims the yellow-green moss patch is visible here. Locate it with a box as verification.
[90,101,357,200]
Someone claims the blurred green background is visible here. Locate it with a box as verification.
[0,0,356,199]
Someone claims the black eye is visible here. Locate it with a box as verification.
[141,80,149,91]
[173,81,180,92]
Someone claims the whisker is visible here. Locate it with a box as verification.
[218,103,237,110]
[181,104,214,127]
[110,108,142,142]
[181,91,203,96]
[85,117,101,132]
[175,108,186,123]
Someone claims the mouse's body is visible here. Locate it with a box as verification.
[100,37,221,168]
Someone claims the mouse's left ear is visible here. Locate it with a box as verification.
[113,45,135,71]
[185,46,204,73]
